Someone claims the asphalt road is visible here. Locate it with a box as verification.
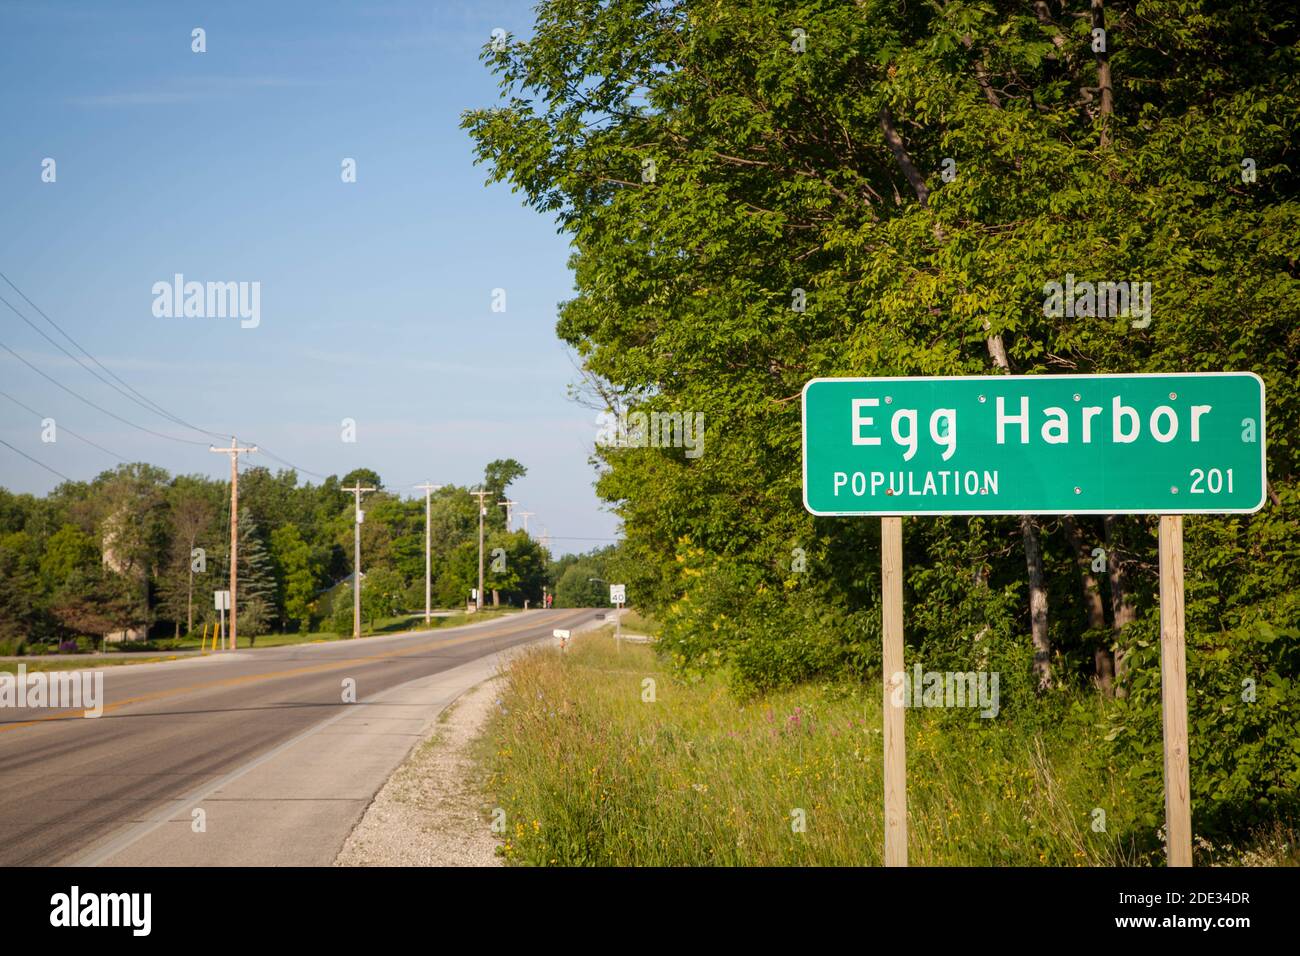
[0,608,600,866]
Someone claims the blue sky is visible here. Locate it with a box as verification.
[0,0,618,553]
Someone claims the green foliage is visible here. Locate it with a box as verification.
[38,525,98,592]
[362,567,406,626]
[209,509,278,643]
[479,635,1300,867]
[329,586,356,637]
[656,544,877,695]
[464,0,1300,661]
[485,530,548,605]
[552,553,610,607]
[1106,620,1300,837]
[435,539,480,608]
[463,0,1300,843]
[0,536,46,650]
[327,568,404,634]
[270,524,318,629]
[238,594,273,640]
[0,457,564,644]
[483,458,526,500]
[50,567,145,648]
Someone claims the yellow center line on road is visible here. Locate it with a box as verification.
[0,611,587,735]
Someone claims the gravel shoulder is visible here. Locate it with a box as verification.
[334,676,504,867]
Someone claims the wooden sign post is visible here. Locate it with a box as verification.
[610,584,626,652]
[1159,515,1192,866]
[802,373,1266,868]
[881,516,908,866]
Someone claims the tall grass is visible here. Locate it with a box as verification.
[478,631,1177,866]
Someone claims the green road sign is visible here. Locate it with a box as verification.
[802,373,1266,516]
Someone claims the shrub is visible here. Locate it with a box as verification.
[1105,620,1300,839]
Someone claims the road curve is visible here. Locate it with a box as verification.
[0,608,600,866]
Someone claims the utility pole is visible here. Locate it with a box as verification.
[517,510,535,536]
[498,498,518,531]
[413,482,443,625]
[469,488,492,610]
[209,438,257,650]
[348,481,377,638]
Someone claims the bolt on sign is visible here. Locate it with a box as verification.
[801,372,1267,869]
[803,374,1266,516]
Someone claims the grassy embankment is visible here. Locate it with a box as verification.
[478,620,1296,867]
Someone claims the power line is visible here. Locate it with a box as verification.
[0,336,212,446]
[0,290,225,440]
[0,271,332,481]
[0,273,228,441]
[256,445,330,481]
[0,387,128,461]
[0,437,72,483]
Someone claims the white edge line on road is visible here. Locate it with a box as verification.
[65,704,357,867]
[64,611,596,867]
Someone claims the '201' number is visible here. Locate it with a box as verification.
[1190,468,1233,494]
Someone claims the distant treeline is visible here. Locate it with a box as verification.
[0,457,615,651]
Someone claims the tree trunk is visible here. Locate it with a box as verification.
[986,334,1052,689]
[1021,515,1052,689]
[1104,514,1136,696]
[881,106,1053,690]
[1063,514,1113,693]
[879,107,929,206]
[1091,0,1114,146]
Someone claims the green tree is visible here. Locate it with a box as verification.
[481,459,527,531]
[551,546,618,608]
[329,567,405,634]
[210,509,278,645]
[270,524,319,630]
[485,530,548,606]
[157,477,218,636]
[463,0,1300,699]
[553,561,607,609]
[51,567,147,651]
[483,459,526,500]
[436,539,481,608]
[362,566,406,628]
[39,524,98,593]
[0,535,45,651]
